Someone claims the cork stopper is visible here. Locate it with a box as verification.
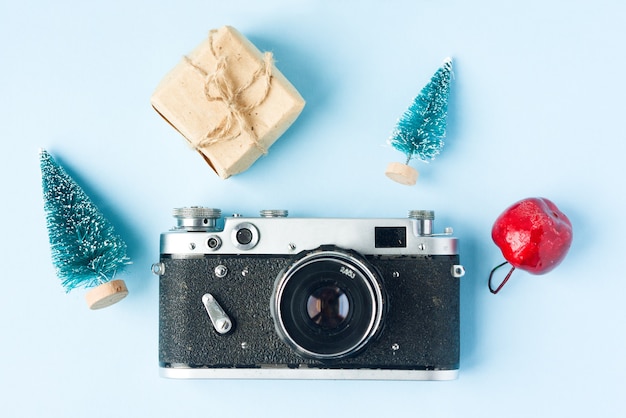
[85,279,129,310]
[385,162,418,185]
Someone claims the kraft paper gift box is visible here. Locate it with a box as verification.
[151,25,306,179]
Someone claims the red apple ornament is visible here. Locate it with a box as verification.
[489,197,573,294]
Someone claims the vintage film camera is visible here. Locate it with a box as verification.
[153,207,465,380]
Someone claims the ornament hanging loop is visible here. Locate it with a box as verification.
[488,261,516,294]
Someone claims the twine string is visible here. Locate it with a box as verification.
[183,30,274,153]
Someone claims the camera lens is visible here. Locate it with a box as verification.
[306,286,350,329]
[271,247,385,361]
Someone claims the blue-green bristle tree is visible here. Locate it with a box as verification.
[385,57,453,185]
[39,149,130,308]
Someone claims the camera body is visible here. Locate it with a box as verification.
[154,207,465,380]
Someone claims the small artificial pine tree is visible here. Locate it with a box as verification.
[385,57,453,185]
[39,149,130,309]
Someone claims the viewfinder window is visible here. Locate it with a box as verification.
[375,227,407,248]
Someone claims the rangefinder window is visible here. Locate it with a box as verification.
[375,226,407,248]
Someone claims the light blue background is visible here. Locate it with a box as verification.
[1,0,625,417]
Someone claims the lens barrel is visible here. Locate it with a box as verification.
[271,247,386,361]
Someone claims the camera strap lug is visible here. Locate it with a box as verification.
[451,265,466,278]
[202,293,233,334]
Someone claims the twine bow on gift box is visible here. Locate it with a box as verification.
[183,30,274,153]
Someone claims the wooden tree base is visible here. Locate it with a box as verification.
[385,162,418,185]
[85,279,129,310]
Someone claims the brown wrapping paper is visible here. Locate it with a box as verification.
[151,26,305,179]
